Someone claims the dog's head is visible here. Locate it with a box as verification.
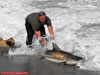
[0,37,3,41]
[6,38,15,48]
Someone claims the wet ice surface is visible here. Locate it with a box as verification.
[0,55,100,75]
[0,0,100,71]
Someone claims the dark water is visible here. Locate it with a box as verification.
[0,56,100,75]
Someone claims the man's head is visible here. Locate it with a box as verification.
[39,11,46,24]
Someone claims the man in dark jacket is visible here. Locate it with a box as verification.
[25,11,54,47]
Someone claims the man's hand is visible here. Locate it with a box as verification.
[43,45,47,51]
[48,26,54,40]
[35,31,46,46]
[39,37,46,46]
[50,35,54,40]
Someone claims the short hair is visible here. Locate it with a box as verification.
[39,11,46,16]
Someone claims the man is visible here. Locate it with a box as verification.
[25,11,54,47]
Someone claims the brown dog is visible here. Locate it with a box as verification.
[0,37,15,55]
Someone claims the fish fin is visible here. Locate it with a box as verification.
[52,43,61,51]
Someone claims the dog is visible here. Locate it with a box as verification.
[0,37,15,55]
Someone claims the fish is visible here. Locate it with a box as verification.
[42,43,83,65]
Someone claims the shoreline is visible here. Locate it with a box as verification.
[0,56,100,75]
